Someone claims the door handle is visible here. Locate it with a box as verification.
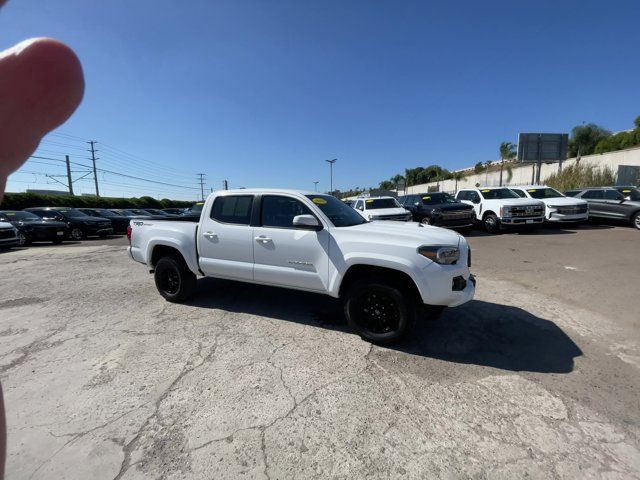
[255,236,272,244]
[203,231,217,239]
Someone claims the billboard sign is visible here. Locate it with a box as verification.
[517,133,568,163]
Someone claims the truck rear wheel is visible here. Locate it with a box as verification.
[344,278,413,345]
[154,255,197,303]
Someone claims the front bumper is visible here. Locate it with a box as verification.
[500,216,544,226]
[546,212,589,223]
[0,237,19,247]
[416,245,476,307]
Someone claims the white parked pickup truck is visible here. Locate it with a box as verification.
[509,186,588,223]
[456,187,545,233]
[353,196,412,222]
[128,189,475,344]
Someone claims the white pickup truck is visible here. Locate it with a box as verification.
[456,187,545,233]
[128,189,475,344]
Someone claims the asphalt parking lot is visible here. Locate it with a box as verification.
[1,224,639,479]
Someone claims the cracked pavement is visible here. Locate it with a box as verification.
[1,226,639,479]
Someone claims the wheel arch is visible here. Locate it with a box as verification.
[338,264,422,304]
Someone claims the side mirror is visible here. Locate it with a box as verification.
[472,198,480,204]
[292,214,323,231]
[414,201,420,206]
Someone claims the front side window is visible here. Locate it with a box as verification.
[604,190,624,200]
[261,196,313,228]
[211,195,253,225]
[355,200,364,211]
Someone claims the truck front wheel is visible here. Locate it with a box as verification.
[483,213,500,233]
[344,278,413,345]
[154,255,197,302]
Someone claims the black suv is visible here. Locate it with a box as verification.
[25,207,114,240]
[0,210,68,245]
[565,188,640,230]
[399,192,475,228]
[77,208,132,234]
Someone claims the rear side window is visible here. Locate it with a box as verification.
[582,190,604,199]
[261,195,313,228]
[211,195,253,225]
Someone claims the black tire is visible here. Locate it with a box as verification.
[343,278,413,345]
[154,255,197,303]
[70,227,85,240]
[420,216,431,225]
[632,211,640,230]
[17,232,31,246]
[483,213,500,233]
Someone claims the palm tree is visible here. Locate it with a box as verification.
[498,142,517,186]
[484,160,492,185]
[451,171,466,192]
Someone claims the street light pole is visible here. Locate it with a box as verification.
[313,181,319,192]
[325,159,337,194]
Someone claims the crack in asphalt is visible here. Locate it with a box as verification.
[112,334,221,480]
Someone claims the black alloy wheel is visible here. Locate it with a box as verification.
[154,255,197,302]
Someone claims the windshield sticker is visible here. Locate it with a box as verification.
[422,196,430,200]
[312,198,327,205]
[527,189,537,192]
[622,189,631,193]
[481,189,490,193]
[6,212,15,216]
[366,199,373,203]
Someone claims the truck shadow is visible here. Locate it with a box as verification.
[190,278,581,374]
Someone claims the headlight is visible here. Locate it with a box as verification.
[548,205,560,209]
[418,245,460,265]
[501,206,511,217]
[431,209,442,217]
[368,214,377,221]
[13,227,19,235]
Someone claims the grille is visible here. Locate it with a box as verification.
[557,205,588,215]
[376,214,409,221]
[0,229,15,239]
[442,210,474,220]
[509,205,544,217]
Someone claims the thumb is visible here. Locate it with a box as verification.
[0,38,84,201]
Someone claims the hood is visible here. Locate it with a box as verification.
[366,207,408,216]
[13,219,68,227]
[344,221,462,246]
[0,221,14,229]
[538,197,587,206]
[432,203,473,212]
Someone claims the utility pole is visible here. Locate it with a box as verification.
[197,173,206,200]
[88,140,100,196]
[313,181,319,192]
[65,155,74,195]
[325,159,337,194]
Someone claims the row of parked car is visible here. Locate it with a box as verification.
[345,185,640,232]
[0,206,197,248]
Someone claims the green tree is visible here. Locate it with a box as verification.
[498,141,517,186]
[568,123,611,159]
[451,171,466,192]
[474,162,484,174]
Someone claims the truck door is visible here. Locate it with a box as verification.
[253,195,330,292]
[197,194,255,281]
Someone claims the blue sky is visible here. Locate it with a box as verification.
[2,0,639,199]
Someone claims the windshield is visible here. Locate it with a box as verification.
[525,187,564,199]
[93,209,116,217]
[364,198,401,209]
[190,202,205,214]
[57,208,88,218]
[479,188,519,199]
[3,211,41,221]
[305,195,368,227]
[420,193,457,204]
